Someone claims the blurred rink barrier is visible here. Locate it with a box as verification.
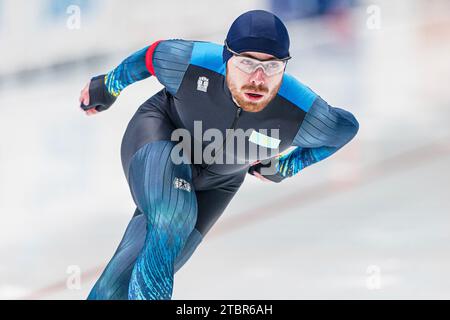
[2,0,448,80]
[270,0,357,20]
[3,0,448,81]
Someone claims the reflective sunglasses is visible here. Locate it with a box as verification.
[225,41,291,76]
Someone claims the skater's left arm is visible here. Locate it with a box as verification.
[250,97,359,182]
[277,97,359,178]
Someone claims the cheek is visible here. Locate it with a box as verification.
[232,69,251,89]
[228,71,245,91]
[265,82,276,94]
[268,76,283,92]
[234,78,247,92]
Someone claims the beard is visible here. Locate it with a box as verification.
[227,79,281,112]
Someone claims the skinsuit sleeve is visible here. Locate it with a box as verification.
[253,96,359,183]
[105,39,194,97]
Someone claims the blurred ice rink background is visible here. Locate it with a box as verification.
[1,0,450,299]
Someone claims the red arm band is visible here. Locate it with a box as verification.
[145,40,163,76]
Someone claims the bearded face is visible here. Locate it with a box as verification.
[226,52,284,112]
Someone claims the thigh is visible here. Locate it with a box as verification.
[121,90,176,180]
[127,140,197,238]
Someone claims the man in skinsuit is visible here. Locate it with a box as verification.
[79,10,359,300]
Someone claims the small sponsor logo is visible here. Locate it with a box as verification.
[173,177,191,192]
[197,76,209,92]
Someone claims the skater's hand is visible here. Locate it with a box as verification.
[249,160,272,183]
[79,74,117,115]
[252,171,272,182]
[79,80,98,116]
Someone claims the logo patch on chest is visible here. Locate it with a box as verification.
[248,130,281,149]
[197,76,209,92]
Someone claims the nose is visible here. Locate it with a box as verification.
[249,67,266,86]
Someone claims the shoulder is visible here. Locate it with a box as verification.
[189,41,226,75]
[150,40,225,73]
[148,40,225,94]
[278,73,318,113]
[149,39,195,74]
[146,39,193,94]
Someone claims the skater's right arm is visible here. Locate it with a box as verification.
[79,39,194,115]
[79,46,152,114]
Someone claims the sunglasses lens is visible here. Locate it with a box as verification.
[232,56,285,76]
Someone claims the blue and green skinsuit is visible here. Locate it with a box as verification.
[87,39,359,300]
